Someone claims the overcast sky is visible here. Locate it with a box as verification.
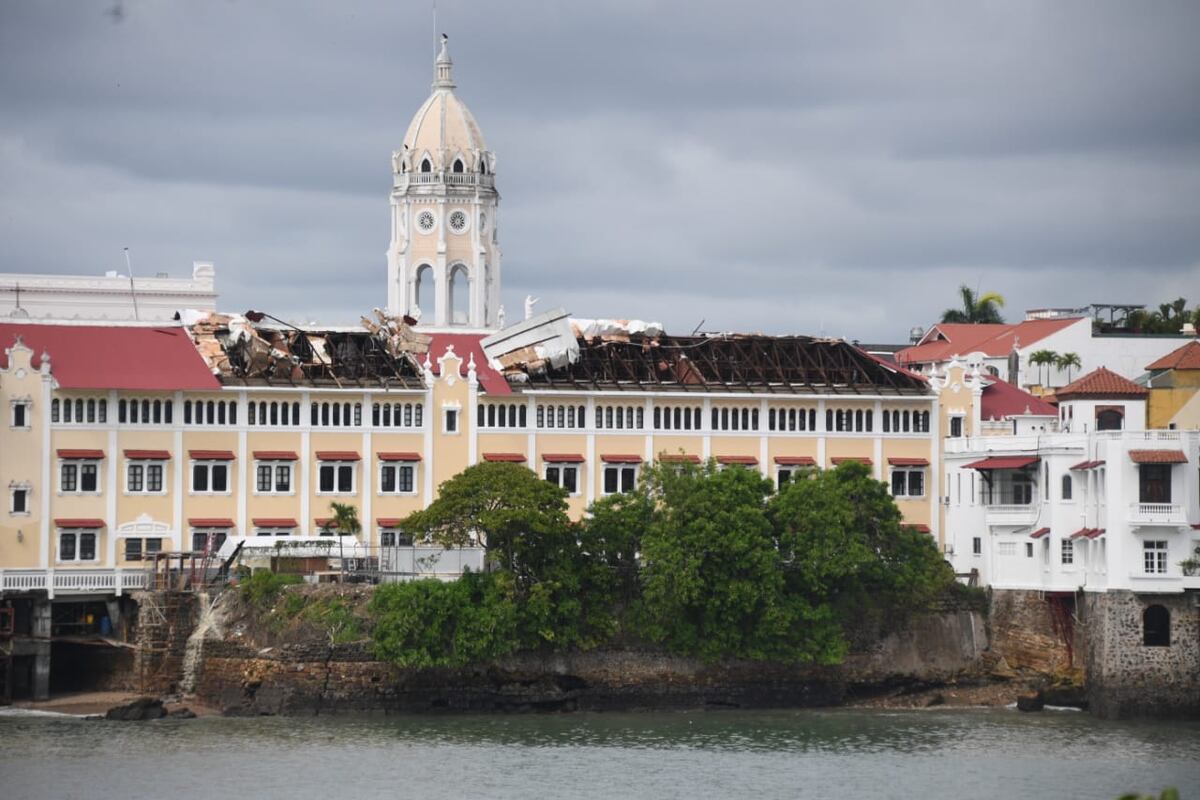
[2,1,1198,342]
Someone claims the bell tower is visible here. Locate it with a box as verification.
[386,35,502,330]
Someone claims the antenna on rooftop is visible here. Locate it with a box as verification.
[123,247,141,321]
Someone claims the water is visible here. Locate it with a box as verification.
[2,708,1198,799]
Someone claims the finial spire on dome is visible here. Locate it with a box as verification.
[433,33,455,90]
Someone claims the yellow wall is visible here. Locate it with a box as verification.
[0,343,44,568]
[1148,371,1200,429]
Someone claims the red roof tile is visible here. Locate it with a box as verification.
[600,454,642,464]
[124,449,171,460]
[980,376,1058,420]
[716,455,758,465]
[1145,340,1200,371]
[1056,367,1148,400]
[482,452,526,462]
[189,518,234,528]
[55,518,106,528]
[252,518,297,528]
[658,453,701,464]
[253,450,298,460]
[896,318,1082,366]
[831,456,872,466]
[1129,449,1187,464]
[315,450,360,461]
[774,456,817,466]
[189,449,235,460]
[902,524,931,533]
[542,453,585,463]
[57,449,105,459]
[0,323,220,391]
[888,457,930,466]
[425,333,511,395]
[377,518,404,527]
[1030,527,1051,539]
[964,456,1039,470]
[378,451,422,462]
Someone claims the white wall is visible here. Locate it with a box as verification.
[0,262,217,322]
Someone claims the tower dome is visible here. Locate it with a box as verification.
[397,35,491,175]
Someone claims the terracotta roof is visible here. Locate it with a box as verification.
[964,456,1039,470]
[426,333,511,395]
[542,453,585,463]
[1069,459,1105,470]
[896,318,1082,366]
[716,455,758,466]
[124,449,171,460]
[657,454,700,464]
[1030,527,1051,539]
[253,450,299,461]
[189,518,234,528]
[1129,449,1187,464]
[980,376,1058,420]
[55,518,105,528]
[774,456,817,466]
[1145,340,1200,371]
[888,457,930,466]
[0,323,220,391]
[189,449,235,460]
[252,518,297,528]
[57,449,105,459]
[315,450,360,461]
[902,523,931,533]
[378,451,422,462]
[377,518,404,527]
[482,452,526,462]
[831,456,872,466]
[600,454,642,464]
[1056,367,1148,400]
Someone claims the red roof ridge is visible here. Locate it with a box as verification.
[1056,366,1148,399]
[1145,339,1200,371]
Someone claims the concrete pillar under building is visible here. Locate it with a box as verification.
[32,599,50,701]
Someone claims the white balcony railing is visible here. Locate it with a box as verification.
[985,504,1039,524]
[394,172,495,190]
[0,568,148,597]
[1128,502,1186,525]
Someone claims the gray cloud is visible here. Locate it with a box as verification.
[1,0,1198,341]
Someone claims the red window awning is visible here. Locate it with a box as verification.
[377,518,404,527]
[253,450,299,461]
[189,449,235,461]
[542,453,585,463]
[658,454,701,464]
[774,456,816,466]
[315,451,360,462]
[888,457,930,467]
[717,455,758,466]
[189,518,234,528]
[124,449,171,460]
[1129,449,1187,464]
[378,452,423,462]
[252,518,297,528]
[964,456,1039,470]
[831,456,872,466]
[601,454,643,464]
[57,449,104,459]
[902,523,931,533]
[1069,527,1098,540]
[55,518,106,528]
[1030,527,1051,539]
[482,453,526,463]
[1069,460,1096,470]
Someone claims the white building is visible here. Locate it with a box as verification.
[939,361,1200,594]
[0,262,217,322]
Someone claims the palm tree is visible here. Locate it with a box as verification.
[1029,349,1059,387]
[1055,352,1082,383]
[326,502,362,580]
[941,284,1006,324]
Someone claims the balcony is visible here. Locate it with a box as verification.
[985,503,1039,525]
[1127,502,1187,526]
[393,172,495,190]
[0,568,148,598]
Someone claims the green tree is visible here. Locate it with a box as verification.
[1029,349,1059,386]
[941,284,1006,324]
[1055,352,1082,382]
[579,489,654,610]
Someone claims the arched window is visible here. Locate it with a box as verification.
[414,264,433,316]
[480,158,488,175]
[420,158,432,173]
[1143,605,1170,647]
[449,264,470,325]
[1061,474,1072,500]
[482,262,491,324]
[1096,409,1123,431]
[452,158,464,173]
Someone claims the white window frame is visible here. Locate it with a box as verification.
[1061,538,1074,566]
[890,468,926,498]
[379,461,419,496]
[948,414,965,438]
[125,459,168,496]
[10,398,31,430]
[998,541,1016,557]
[9,484,31,516]
[57,529,100,563]
[379,528,414,547]
[1143,540,1169,575]
[442,403,461,435]
[189,459,232,496]
[972,536,982,556]
[254,527,294,537]
[776,466,796,490]
[543,462,581,496]
[59,459,102,495]
[602,464,639,495]
[190,527,229,554]
[254,460,295,496]
[317,460,357,496]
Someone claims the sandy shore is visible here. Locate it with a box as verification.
[10,690,221,717]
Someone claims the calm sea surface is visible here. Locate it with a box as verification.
[2,708,1198,799]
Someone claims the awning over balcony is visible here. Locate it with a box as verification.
[1069,527,1105,540]
[542,453,585,463]
[378,452,422,462]
[1030,527,1051,539]
[1070,459,1105,470]
[888,457,930,467]
[601,454,643,464]
[964,456,1039,470]
[716,455,758,466]
[1129,449,1187,464]
[775,456,817,466]
[658,454,700,464]
[55,518,106,528]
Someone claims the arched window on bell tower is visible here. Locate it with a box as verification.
[414,264,433,317]
[420,158,432,173]
[449,264,470,325]
[452,158,464,173]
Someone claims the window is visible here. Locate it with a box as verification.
[768,407,817,432]
[191,529,228,554]
[310,401,362,428]
[777,468,795,490]
[10,487,29,514]
[603,465,638,495]
[998,542,1016,557]
[420,158,432,173]
[255,527,293,537]
[60,460,100,493]
[545,464,580,495]
[1025,542,1034,558]
[415,264,433,312]
[596,405,643,430]
[1143,540,1169,574]
[318,461,355,494]
[380,529,414,547]
[247,400,301,427]
[1138,465,1172,504]
[124,538,142,561]
[191,461,230,494]
[653,405,702,431]
[537,404,587,430]
[374,401,425,428]
[1142,605,1171,647]
[58,530,97,562]
[949,416,964,438]
[1061,474,1073,501]
[443,407,459,434]
[1061,539,1074,565]
[52,397,107,425]
[126,461,165,494]
[890,469,925,498]
[380,462,417,495]
[1095,408,1123,431]
[972,537,982,556]
[255,462,293,494]
[711,406,760,432]
[11,401,30,428]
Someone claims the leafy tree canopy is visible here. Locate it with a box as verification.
[941,284,1006,324]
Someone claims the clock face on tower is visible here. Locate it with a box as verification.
[416,210,436,233]
[448,210,468,233]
